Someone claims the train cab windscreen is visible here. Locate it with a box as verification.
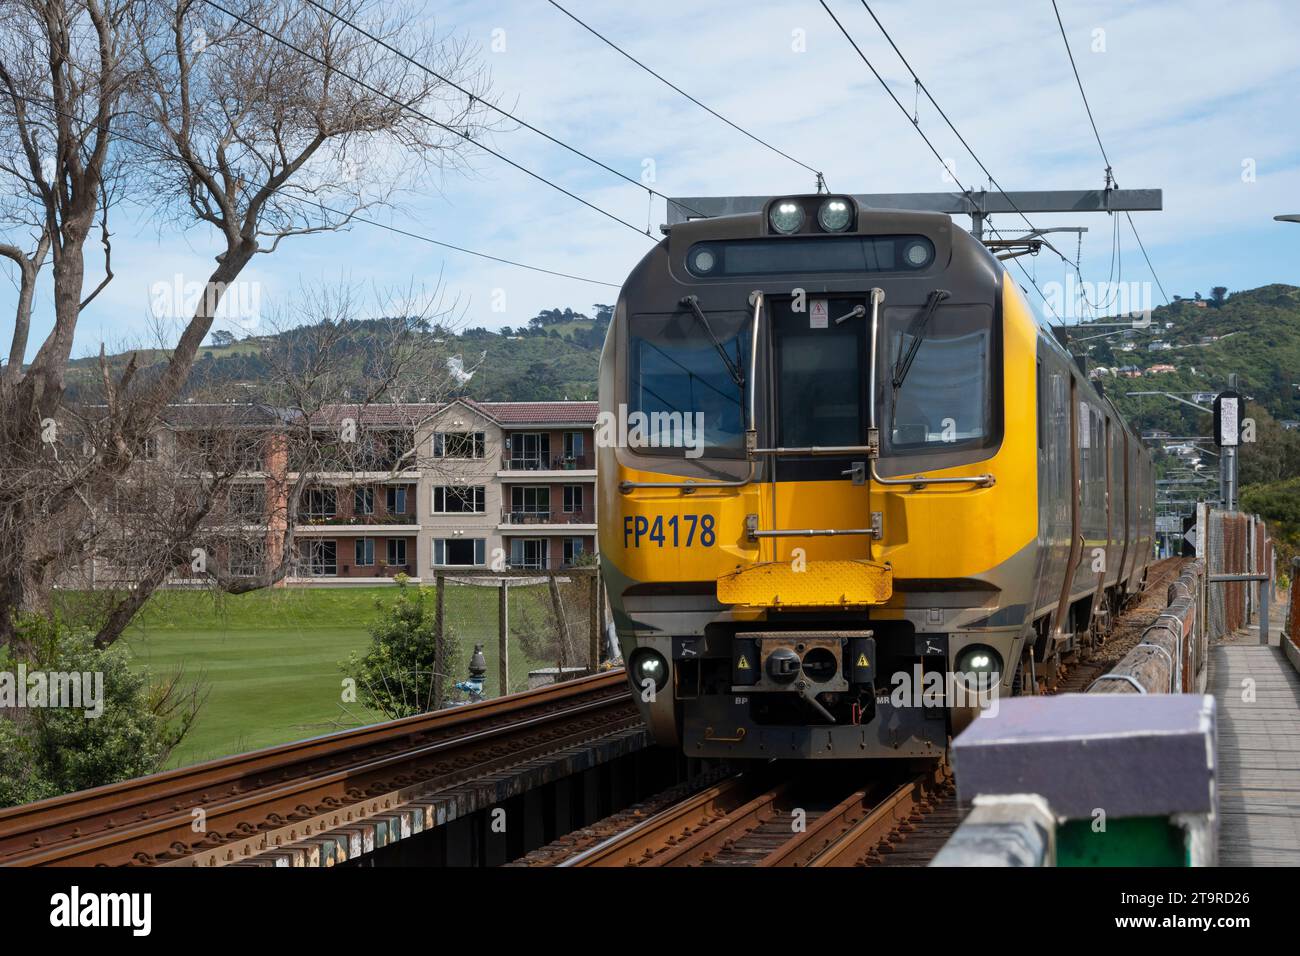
[881,303,996,452]
[627,310,750,456]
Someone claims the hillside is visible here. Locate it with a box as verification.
[67,286,1300,487]
[1080,284,1300,487]
[68,305,611,404]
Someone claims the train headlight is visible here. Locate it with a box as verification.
[629,649,669,693]
[903,240,933,268]
[817,198,853,232]
[769,201,804,235]
[954,644,1002,693]
[689,247,717,274]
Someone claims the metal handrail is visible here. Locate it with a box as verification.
[748,527,878,539]
[869,463,996,489]
[752,445,874,456]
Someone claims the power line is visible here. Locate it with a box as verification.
[1049,0,1111,175]
[856,1,1079,271]
[1050,0,1169,305]
[299,0,707,220]
[1125,210,1170,305]
[7,90,621,288]
[200,0,653,240]
[818,0,1064,322]
[546,0,825,188]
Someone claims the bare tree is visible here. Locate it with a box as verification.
[0,0,493,646]
[0,0,141,641]
[57,279,473,648]
[127,0,493,418]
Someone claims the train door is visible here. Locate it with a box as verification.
[1033,353,1071,621]
[1115,429,1131,593]
[1051,375,1085,650]
[767,294,871,560]
[1089,413,1113,641]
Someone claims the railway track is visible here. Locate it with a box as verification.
[524,564,1189,868]
[533,763,954,868]
[0,670,634,867]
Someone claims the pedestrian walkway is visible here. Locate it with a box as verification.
[1208,603,1300,865]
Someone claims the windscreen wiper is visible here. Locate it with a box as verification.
[891,288,951,397]
[680,295,744,388]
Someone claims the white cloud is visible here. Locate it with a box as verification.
[3,0,1299,357]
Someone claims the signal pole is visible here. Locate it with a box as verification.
[1214,374,1242,513]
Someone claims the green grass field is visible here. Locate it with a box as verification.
[121,583,568,768]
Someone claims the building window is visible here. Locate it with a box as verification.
[432,486,485,513]
[299,539,337,576]
[228,539,262,577]
[142,434,159,461]
[355,537,375,566]
[302,488,337,520]
[230,483,266,521]
[563,537,585,567]
[511,486,550,521]
[379,431,411,469]
[433,538,486,566]
[562,485,583,514]
[386,538,407,567]
[562,431,584,462]
[354,487,375,516]
[510,538,547,570]
[433,431,485,459]
[508,432,549,469]
[386,486,408,515]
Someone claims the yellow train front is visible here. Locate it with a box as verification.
[597,194,1153,759]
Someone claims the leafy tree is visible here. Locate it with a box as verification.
[1211,287,1228,306]
[0,614,204,808]
[209,330,237,347]
[341,578,460,719]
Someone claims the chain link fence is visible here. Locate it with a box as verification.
[433,568,606,704]
[1198,505,1274,643]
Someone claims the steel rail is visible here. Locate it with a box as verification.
[806,768,948,866]
[1,670,631,867]
[561,772,758,867]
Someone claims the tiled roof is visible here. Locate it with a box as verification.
[470,400,599,425]
[165,400,599,428]
[161,403,289,427]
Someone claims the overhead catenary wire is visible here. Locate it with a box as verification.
[546,0,826,190]
[856,0,1080,272]
[200,0,654,240]
[863,0,1159,325]
[1050,0,1169,306]
[817,0,1065,322]
[7,90,621,288]
[298,0,709,221]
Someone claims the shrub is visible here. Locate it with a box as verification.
[341,580,460,719]
[0,615,204,808]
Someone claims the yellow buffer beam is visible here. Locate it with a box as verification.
[717,559,893,608]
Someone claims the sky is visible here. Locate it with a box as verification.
[4,0,1300,361]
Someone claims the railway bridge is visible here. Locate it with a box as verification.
[1,510,1296,870]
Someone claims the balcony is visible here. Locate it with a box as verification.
[498,452,595,480]
[297,512,417,528]
[499,509,596,531]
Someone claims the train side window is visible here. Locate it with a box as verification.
[1036,359,1044,450]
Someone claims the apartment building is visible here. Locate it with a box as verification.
[119,399,599,587]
